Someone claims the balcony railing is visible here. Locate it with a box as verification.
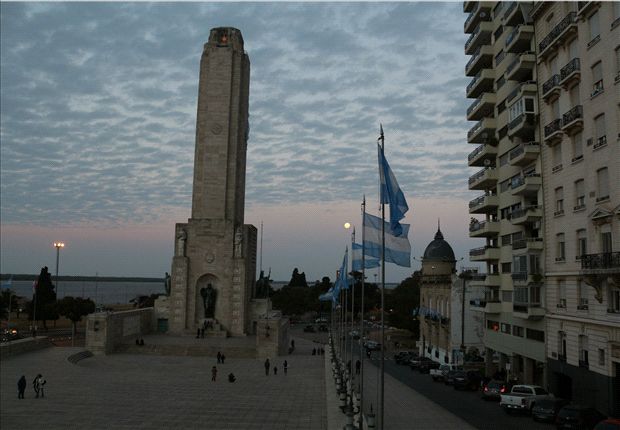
[542,74,560,96]
[544,119,562,138]
[468,144,484,162]
[467,97,482,116]
[539,12,577,54]
[470,246,498,257]
[468,167,494,185]
[509,141,539,160]
[469,220,498,233]
[503,2,518,20]
[581,252,620,270]
[510,205,540,219]
[469,194,485,208]
[593,135,607,150]
[560,58,580,82]
[512,237,543,250]
[563,105,583,126]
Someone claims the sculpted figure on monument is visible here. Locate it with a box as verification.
[176,229,187,256]
[234,227,243,257]
[255,269,272,298]
[164,272,171,296]
[200,283,217,318]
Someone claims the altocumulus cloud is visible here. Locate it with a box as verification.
[1,2,471,228]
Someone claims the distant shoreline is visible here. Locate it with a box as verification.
[0,274,163,283]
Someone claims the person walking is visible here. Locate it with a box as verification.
[221,354,226,364]
[17,376,26,399]
[211,366,217,382]
[283,360,288,375]
[35,374,46,398]
[273,366,278,376]
[32,375,40,398]
[217,351,222,364]
[264,358,270,376]
[355,360,361,375]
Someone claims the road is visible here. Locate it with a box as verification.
[292,325,551,430]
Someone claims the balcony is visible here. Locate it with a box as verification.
[506,51,536,82]
[513,302,545,319]
[581,252,620,274]
[512,237,544,252]
[469,194,499,214]
[470,298,502,314]
[538,12,577,60]
[467,92,496,121]
[467,117,496,144]
[542,74,561,103]
[559,58,580,88]
[505,24,534,53]
[562,105,583,135]
[506,81,537,105]
[577,2,599,19]
[508,113,536,139]
[544,119,563,145]
[464,2,492,34]
[511,173,541,196]
[470,246,500,262]
[467,69,494,98]
[509,141,540,167]
[466,45,494,77]
[465,21,493,55]
[468,143,497,167]
[469,167,498,190]
[463,1,477,13]
[469,220,500,238]
[504,1,524,26]
[510,205,542,225]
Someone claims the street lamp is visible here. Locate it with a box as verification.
[53,242,65,299]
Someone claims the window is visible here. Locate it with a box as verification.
[579,335,589,367]
[556,233,566,261]
[568,39,578,60]
[596,167,609,201]
[569,83,580,106]
[501,323,511,334]
[501,262,512,273]
[487,320,499,331]
[572,132,583,162]
[555,187,564,215]
[513,254,527,274]
[552,144,562,172]
[501,234,512,246]
[494,25,504,41]
[588,11,600,42]
[495,50,505,67]
[550,55,559,75]
[574,179,585,210]
[526,329,544,342]
[576,229,587,259]
[591,61,603,96]
[512,325,524,337]
[601,231,612,253]
[594,114,606,148]
[551,99,560,119]
[497,99,506,115]
[598,348,606,366]
[578,280,589,309]
[558,331,567,360]
[558,280,566,308]
[501,290,512,303]
[608,286,620,313]
[496,75,505,90]
[499,152,510,167]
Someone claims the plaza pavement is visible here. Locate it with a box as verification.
[2,335,474,430]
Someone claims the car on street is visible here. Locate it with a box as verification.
[303,325,316,333]
[481,380,512,401]
[530,397,570,422]
[500,385,552,414]
[394,351,416,365]
[365,340,381,351]
[555,405,606,430]
[444,369,462,385]
[594,419,620,430]
[418,358,441,374]
[453,370,483,391]
[431,364,462,382]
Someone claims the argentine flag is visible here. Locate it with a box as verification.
[363,212,411,268]
[378,144,409,236]
[352,242,380,272]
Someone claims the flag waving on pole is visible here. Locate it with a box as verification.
[378,143,409,236]
[363,212,411,267]
[352,242,380,271]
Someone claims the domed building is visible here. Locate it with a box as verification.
[417,227,484,365]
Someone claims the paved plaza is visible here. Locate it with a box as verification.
[2,333,475,430]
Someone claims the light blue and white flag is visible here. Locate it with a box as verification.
[378,144,409,236]
[352,242,380,272]
[337,248,349,291]
[363,212,411,267]
[319,288,334,302]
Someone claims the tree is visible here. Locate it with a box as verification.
[27,266,58,329]
[385,272,421,336]
[57,296,95,346]
[0,289,19,319]
[288,268,308,287]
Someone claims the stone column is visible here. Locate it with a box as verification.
[485,347,494,376]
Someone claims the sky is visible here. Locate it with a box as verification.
[0,1,481,283]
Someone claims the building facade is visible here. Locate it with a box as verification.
[532,1,620,416]
[465,1,546,385]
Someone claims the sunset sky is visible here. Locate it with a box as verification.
[0,2,479,283]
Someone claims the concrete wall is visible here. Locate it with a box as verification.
[0,336,52,359]
[85,308,153,355]
[256,316,290,359]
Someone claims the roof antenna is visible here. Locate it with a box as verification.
[438,218,441,232]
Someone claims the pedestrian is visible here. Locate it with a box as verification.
[18,375,26,399]
[211,366,217,382]
[139,338,144,346]
[228,373,236,383]
[221,354,226,364]
[34,374,46,398]
[196,328,200,338]
[312,348,316,356]
[264,358,270,376]
[200,327,205,338]
[291,339,295,350]
[347,360,351,374]
[355,360,361,375]
[321,347,325,355]
[273,366,278,375]
[217,351,222,364]
[283,360,288,375]
[32,375,40,398]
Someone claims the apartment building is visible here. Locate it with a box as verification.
[532,1,619,416]
[465,1,546,385]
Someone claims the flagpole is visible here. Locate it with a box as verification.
[378,125,386,430]
[349,235,356,403]
[359,197,366,430]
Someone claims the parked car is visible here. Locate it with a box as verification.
[481,380,512,401]
[409,356,431,371]
[500,385,552,413]
[365,341,381,351]
[318,325,328,332]
[556,405,606,430]
[303,325,316,333]
[531,397,570,422]
[431,364,462,382]
[418,358,440,374]
[444,369,461,386]
[594,419,620,430]
[453,370,482,391]
[394,351,416,365]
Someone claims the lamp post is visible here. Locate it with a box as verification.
[53,242,65,299]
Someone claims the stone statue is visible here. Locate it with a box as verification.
[234,227,243,257]
[176,229,187,256]
[164,272,171,296]
[255,269,272,298]
[200,283,217,318]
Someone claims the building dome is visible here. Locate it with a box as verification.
[422,228,456,262]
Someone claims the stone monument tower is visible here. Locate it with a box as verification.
[168,27,257,336]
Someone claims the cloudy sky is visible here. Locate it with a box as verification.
[0,1,479,283]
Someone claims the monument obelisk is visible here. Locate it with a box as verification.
[168,27,257,336]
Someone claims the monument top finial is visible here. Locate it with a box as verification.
[208,27,244,50]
